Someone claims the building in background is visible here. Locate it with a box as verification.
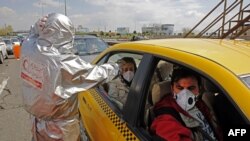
[142,24,174,35]
[117,27,129,35]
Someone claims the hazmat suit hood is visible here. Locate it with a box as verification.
[37,13,75,54]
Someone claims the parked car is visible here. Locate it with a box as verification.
[0,38,9,64]
[11,38,20,45]
[3,39,13,54]
[130,35,149,41]
[78,39,250,141]
[73,35,108,62]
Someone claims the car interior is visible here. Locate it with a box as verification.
[144,59,248,137]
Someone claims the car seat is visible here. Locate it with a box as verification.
[144,80,172,129]
[156,61,173,81]
[145,61,173,128]
[151,80,172,105]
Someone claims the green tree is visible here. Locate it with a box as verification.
[182,27,191,35]
[0,25,13,36]
[182,27,196,37]
[100,31,104,36]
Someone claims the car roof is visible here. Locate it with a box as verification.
[3,38,11,41]
[74,35,98,39]
[108,38,250,76]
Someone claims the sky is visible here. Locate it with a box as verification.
[0,0,241,33]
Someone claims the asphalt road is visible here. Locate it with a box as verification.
[0,56,31,141]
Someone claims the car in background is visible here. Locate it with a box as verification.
[130,35,149,41]
[73,35,108,62]
[78,39,250,141]
[3,39,13,54]
[11,38,20,45]
[0,38,9,64]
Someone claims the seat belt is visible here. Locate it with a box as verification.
[154,107,216,141]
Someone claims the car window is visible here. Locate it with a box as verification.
[74,38,87,54]
[240,74,250,88]
[3,40,11,44]
[86,38,106,53]
[144,58,247,135]
[73,37,108,55]
[98,52,143,112]
[11,38,19,42]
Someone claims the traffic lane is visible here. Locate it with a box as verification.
[0,55,31,141]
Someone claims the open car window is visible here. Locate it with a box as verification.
[97,52,143,112]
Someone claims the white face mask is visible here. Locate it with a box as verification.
[174,89,197,111]
[122,71,134,82]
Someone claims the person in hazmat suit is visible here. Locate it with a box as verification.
[20,13,119,141]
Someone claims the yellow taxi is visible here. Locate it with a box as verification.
[78,39,250,141]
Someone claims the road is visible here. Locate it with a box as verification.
[0,56,31,141]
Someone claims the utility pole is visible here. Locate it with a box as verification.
[4,23,7,36]
[134,20,137,33]
[64,0,67,16]
[39,1,44,16]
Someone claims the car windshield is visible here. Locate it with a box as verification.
[11,38,19,42]
[3,40,11,44]
[240,74,250,89]
[74,37,108,55]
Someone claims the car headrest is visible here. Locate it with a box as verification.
[151,80,171,105]
[157,61,173,81]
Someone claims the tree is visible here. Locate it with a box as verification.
[133,30,137,34]
[109,30,112,38]
[0,25,13,36]
[182,27,197,37]
[100,31,104,36]
[182,27,191,35]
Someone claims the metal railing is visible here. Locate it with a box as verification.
[184,0,250,39]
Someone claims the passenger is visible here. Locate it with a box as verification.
[108,57,137,109]
[150,68,222,141]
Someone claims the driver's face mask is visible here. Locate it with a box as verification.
[174,89,198,111]
[122,71,134,82]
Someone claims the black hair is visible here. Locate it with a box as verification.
[170,68,202,87]
[120,57,137,71]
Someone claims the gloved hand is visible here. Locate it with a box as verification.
[32,15,48,35]
[37,16,48,32]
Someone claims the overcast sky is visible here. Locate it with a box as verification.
[0,0,241,33]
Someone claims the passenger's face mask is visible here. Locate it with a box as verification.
[174,89,197,111]
[122,71,134,82]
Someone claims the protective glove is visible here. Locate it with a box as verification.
[31,15,48,35]
[37,16,48,32]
